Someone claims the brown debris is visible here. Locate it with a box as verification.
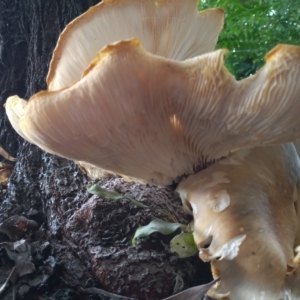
[0,146,16,162]
[0,215,39,240]
[0,163,14,186]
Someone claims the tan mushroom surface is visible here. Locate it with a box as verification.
[4,0,300,299]
[6,40,300,186]
[177,144,300,299]
[47,0,224,91]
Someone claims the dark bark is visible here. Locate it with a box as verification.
[0,0,212,299]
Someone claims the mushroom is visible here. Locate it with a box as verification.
[177,144,300,299]
[8,0,225,183]
[46,0,224,91]
[4,0,300,299]
[6,40,300,186]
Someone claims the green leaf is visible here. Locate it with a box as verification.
[132,219,184,245]
[170,233,198,258]
[199,0,300,79]
[87,184,150,209]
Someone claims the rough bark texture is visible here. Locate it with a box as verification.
[0,1,212,299]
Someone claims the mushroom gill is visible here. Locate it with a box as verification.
[47,0,224,91]
[5,40,300,186]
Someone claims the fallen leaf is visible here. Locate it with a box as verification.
[132,219,185,245]
[0,162,14,185]
[163,278,220,300]
[170,233,198,258]
[87,184,179,225]
[0,240,35,296]
[0,215,39,240]
[0,145,16,161]
[81,287,138,299]
[87,184,150,209]
[1,239,31,262]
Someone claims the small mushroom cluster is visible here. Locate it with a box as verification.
[5,0,300,299]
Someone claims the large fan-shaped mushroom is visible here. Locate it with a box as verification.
[6,40,300,186]
[5,0,300,299]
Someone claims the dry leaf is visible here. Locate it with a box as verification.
[0,145,16,162]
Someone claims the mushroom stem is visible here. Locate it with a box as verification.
[177,143,300,300]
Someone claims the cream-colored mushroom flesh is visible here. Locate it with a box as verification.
[6,40,300,186]
[177,143,300,299]
[5,96,28,141]
[47,0,224,90]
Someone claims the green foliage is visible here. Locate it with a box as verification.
[87,184,150,209]
[132,219,184,245]
[87,184,179,222]
[170,233,198,258]
[87,185,198,256]
[199,0,300,79]
[132,219,198,258]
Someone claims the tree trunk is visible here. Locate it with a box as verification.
[0,1,211,299]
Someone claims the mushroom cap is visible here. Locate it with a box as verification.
[47,0,224,91]
[5,96,28,141]
[177,143,300,299]
[5,40,300,186]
